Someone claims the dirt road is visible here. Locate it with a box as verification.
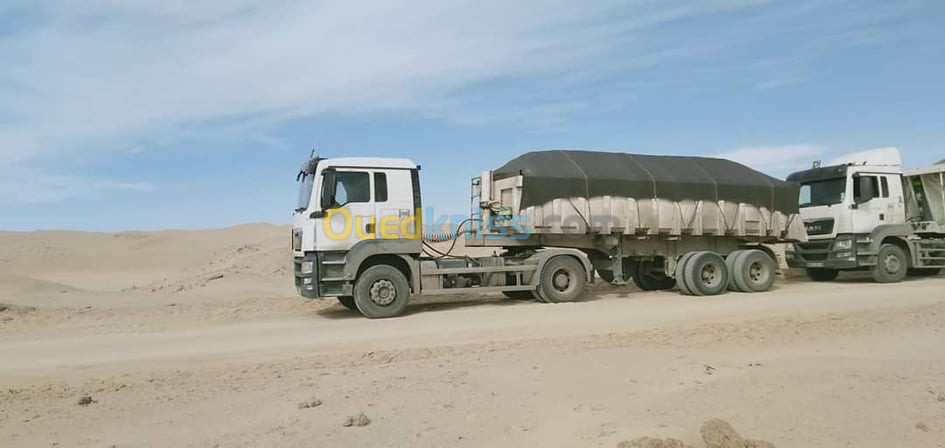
[3,278,945,447]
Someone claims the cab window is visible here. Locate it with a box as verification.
[374,172,388,202]
[853,175,879,202]
[333,171,370,205]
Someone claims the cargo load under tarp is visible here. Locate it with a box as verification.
[477,150,806,242]
[494,150,799,214]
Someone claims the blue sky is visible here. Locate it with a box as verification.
[1,0,944,231]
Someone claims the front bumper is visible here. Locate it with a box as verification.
[785,236,875,269]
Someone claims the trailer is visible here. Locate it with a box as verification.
[292,150,806,318]
[785,148,945,282]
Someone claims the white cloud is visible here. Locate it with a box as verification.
[0,0,923,204]
[716,144,825,174]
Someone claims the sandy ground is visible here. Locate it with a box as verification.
[1,224,945,447]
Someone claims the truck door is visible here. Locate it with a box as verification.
[851,174,890,232]
[316,168,376,251]
[373,169,418,240]
[882,174,906,225]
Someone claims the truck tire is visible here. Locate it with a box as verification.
[682,251,729,296]
[632,260,675,291]
[537,256,586,303]
[806,268,838,282]
[907,268,942,277]
[675,251,699,295]
[730,249,777,293]
[353,265,411,318]
[724,250,747,291]
[337,296,358,310]
[871,244,908,283]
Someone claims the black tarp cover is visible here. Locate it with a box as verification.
[494,150,800,214]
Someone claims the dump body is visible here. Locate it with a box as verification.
[905,163,945,229]
[469,150,806,246]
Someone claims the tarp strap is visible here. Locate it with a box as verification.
[559,150,589,199]
[624,153,657,199]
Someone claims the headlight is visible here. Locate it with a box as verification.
[833,239,853,250]
[301,261,314,274]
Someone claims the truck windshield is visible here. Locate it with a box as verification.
[296,173,315,212]
[799,178,846,208]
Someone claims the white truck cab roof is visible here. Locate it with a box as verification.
[825,147,901,167]
[320,157,418,170]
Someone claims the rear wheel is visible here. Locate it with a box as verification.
[681,251,729,296]
[730,249,777,292]
[537,256,586,303]
[871,244,908,283]
[337,296,358,310]
[907,268,942,277]
[725,250,747,291]
[805,268,839,282]
[675,252,699,295]
[353,265,411,318]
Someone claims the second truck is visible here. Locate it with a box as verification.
[292,150,807,318]
[785,147,945,282]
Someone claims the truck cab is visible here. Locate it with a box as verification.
[291,155,594,318]
[785,148,945,282]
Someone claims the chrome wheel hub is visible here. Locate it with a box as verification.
[369,279,396,306]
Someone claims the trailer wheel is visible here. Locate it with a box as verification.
[805,268,838,282]
[337,296,358,311]
[682,251,729,296]
[724,250,747,291]
[675,252,699,295]
[871,244,908,283]
[730,249,777,292]
[907,268,942,277]
[353,265,411,318]
[537,256,586,303]
[632,260,675,291]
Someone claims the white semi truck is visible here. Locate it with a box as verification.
[785,147,945,282]
[292,150,807,318]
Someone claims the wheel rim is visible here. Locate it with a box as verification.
[883,253,902,274]
[552,268,575,293]
[369,279,396,306]
[748,260,769,284]
[700,262,722,288]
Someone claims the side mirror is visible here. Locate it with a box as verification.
[319,169,337,211]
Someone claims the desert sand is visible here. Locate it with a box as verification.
[1,224,944,447]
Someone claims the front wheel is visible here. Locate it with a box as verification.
[353,265,411,318]
[806,268,839,282]
[871,244,908,283]
[537,256,587,303]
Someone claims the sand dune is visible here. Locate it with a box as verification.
[1,225,944,447]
